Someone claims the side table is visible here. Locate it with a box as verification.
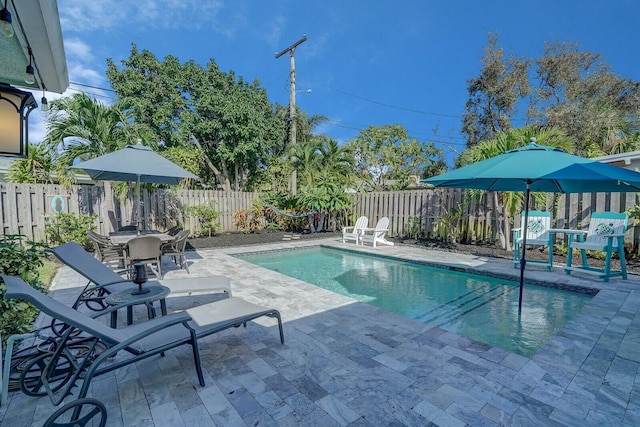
[104,284,170,328]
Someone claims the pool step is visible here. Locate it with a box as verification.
[282,234,301,241]
[415,285,514,326]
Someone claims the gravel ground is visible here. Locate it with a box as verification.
[186,230,640,275]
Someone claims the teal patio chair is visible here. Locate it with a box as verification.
[513,211,553,270]
[564,211,629,281]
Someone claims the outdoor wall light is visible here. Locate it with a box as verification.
[0,0,13,38]
[24,48,35,85]
[41,88,49,112]
[0,83,37,157]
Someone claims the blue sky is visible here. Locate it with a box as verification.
[30,0,640,166]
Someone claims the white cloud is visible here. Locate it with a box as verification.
[265,14,287,48]
[59,0,227,33]
[64,38,94,63]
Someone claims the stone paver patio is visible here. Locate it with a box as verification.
[1,237,639,426]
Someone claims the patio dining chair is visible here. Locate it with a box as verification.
[1,275,283,426]
[161,229,190,273]
[87,229,126,269]
[165,225,183,236]
[564,211,629,281]
[512,210,553,271]
[126,235,163,279]
[361,216,394,248]
[342,216,368,245]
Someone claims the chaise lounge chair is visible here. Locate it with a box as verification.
[1,275,284,425]
[342,215,368,245]
[361,216,394,248]
[47,242,232,313]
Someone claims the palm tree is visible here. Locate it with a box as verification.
[459,126,573,249]
[5,142,55,184]
[45,93,145,175]
[289,136,356,231]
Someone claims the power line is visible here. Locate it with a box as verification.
[70,81,116,93]
[67,86,114,101]
[312,80,463,119]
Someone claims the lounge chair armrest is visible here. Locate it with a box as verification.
[88,301,146,319]
[549,228,587,235]
[603,233,627,238]
[342,226,355,232]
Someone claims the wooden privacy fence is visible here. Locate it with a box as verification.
[352,189,640,250]
[0,182,260,242]
[1,182,639,249]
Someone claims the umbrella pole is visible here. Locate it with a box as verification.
[136,175,141,235]
[518,183,532,315]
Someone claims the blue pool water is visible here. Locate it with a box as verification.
[237,246,593,356]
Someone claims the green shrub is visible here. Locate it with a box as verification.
[0,235,49,348]
[44,212,96,250]
[184,203,220,237]
[404,215,423,239]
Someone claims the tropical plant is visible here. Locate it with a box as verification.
[432,203,464,243]
[184,203,220,237]
[233,201,266,234]
[298,171,353,232]
[45,93,145,180]
[44,213,97,250]
[5,142,56,184]
[0,235,48,347]
[404,216,423,239]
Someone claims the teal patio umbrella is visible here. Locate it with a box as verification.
[70,144,197,232]
[422,139,640,314]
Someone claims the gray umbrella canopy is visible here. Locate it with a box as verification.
[70,144,197,231]
[422,140,640,314]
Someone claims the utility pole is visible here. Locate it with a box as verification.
[275,34,307,195]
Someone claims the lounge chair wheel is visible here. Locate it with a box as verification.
[19,352,75,397]
[43,398,107,427]
[8,337,57,391]
[50,318,82,337]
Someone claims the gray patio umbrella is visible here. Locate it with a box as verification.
[70,144,197,232]
[422,139,640,314]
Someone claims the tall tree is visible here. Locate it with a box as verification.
[463,35,640,156]
[106,44,285,191]
[531,40,640,156]
[462,33,531,147]
[346,124,443,190]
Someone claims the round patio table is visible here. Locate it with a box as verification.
[104,284,170,328]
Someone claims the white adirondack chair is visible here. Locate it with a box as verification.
[342,216,368,245]
[361,217,394,248]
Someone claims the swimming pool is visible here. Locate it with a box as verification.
[237,246,593,357]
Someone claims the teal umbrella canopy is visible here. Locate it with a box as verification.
[422,140,640,315]
[423,142,640,193]
[70,144,197,232]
